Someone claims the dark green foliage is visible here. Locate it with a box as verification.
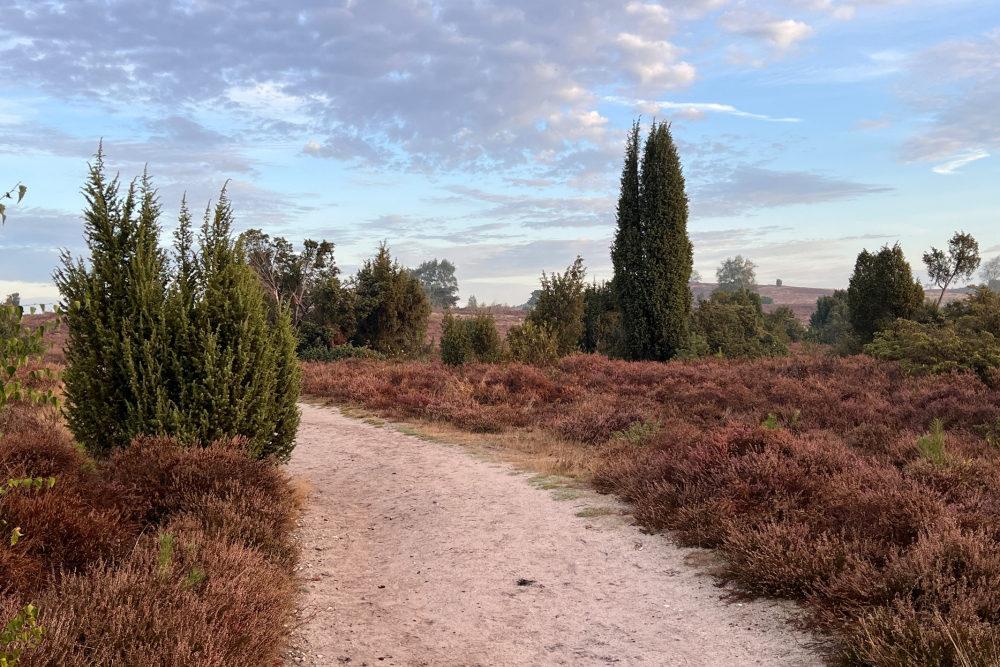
[610,122,648,360]
[520,290,541,311]
[715,255,757,293]
[413,259,460,308]
[440,310,502,365]
[809,290,851,344]
[505,321,559,366]
[55,156,177,456]
[351,242,430,357]
[612,120,693,361]
[763,305,805,343]
[298,343,385,362]
[759,296,774,305]
[867,287,1000,381]
[527,256,587,357]
[582,281,618,354]
[690,288,788,358]
[923,231,980,306]
[847,243,925,344]
[169,191,302,461]
[55,150,300,460]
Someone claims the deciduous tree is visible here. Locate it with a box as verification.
[923,231,980,306]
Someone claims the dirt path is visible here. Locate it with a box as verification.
[286,403,823,667]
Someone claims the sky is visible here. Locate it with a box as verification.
[0,0,997,307]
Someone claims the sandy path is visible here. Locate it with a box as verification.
[286,403,823,667]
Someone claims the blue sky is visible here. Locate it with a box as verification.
[0,0,997,306]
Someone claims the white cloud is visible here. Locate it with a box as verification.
[718,4,815,58]
[608,96,801,122]
[931,149,989,175]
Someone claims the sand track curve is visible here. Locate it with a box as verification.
[286,402,822,667]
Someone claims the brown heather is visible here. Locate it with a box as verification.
[302,354,1000,666]
[0,398,302,666]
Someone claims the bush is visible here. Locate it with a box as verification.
[581,281,616,354]
[764,305,805,343]
[527,256,587,357]
[848,243,925,343]
[809,289,851,345]
[54,152,300,461]
[505,321,559,366]
[440,310,502,366]
[351,242,430,357]
[691,288,788,358]
[298,343,386,362]
[866,287,1000,382]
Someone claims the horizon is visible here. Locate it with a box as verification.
[0,0,997,306]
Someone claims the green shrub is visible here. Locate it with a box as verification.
[764,305,805,343]
[917,418,949,466]
[865,319,1000,382]
[55,151,300,461]
[527,256,587,357]
[809,290,851,345]
[760,295,774,305]
[505,321,559,366]
[581,280,616,354]
[298,344,386,362]
[847,243,924,343]
[440,310,502,365]
[351,242,430,357]
[691,288,788,359]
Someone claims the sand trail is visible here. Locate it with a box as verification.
[286,402,822,667]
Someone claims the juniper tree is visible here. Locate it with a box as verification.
[527,256,587,357]
[170,189,301,460]
[351,242,431,356]
[610,121,647,360]
[639,121,693,360]
[847,243,925,344]
[55,151,177,455]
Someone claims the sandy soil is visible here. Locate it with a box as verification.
[286,402,825,667]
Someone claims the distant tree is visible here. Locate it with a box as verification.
[690,269,702,282]
[467,295,478,310]
[2,293,18,307]
[521,290,541,310]
[241,229,339,326]
[527,256,587,357]
[980,256,1000,283]
[923,232,981,306]
[351,243,430,356]
[847,243,924,344]
[413,259,459,308]
[716,256,757,293]
[611,120,693,361]
[809,290,851,345]
[776,279,783,287]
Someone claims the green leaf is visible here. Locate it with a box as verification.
[16,184,25,204]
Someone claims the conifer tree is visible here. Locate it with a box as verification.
[352,243,431,356]
[847,243,925,344]
[641,121,692,360]
[171,188,301,460]
[610,121,647,360]
[55,150,176,455]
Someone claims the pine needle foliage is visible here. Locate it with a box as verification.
[351,242,431,357]
[56,150,300,460]
[612,120,693,360]
[847,243,925,344]
[527,256,587,357]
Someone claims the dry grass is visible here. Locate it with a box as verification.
[303,353,1000,666]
